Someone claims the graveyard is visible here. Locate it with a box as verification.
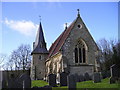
[1,67,120,89]
[32,78,119,89]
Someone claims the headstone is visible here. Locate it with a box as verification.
[48,74,57,87]
[19,73,31,88]
[84,72,90,81]
[0,71,8,89]
[79,74,85,82]
[8,74,16,88]
[89,74,93,80]
[93,72,101,83]
[67,74,76,90]
[60,72,67,86]
[74,73,79,82]
[110,64,120,78]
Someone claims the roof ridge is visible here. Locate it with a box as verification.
[47,18,77,58]
[50,28,67,57]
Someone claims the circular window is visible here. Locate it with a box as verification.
[78,24,82,29]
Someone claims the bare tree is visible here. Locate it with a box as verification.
[97,38,117,70]
[0,53,6,65]
[9,44,31,72]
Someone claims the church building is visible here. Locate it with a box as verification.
[30,10,100,81]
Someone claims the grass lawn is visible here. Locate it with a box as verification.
[77,78,120,89]
[32,78,120,89]
[32,80,48,87]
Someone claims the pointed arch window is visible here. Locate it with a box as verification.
[74,39,87,64]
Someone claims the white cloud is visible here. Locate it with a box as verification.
[4,18,39,36]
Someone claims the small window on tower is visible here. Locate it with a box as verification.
[39,55,41,60]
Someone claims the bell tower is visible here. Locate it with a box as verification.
[31,21,49,80]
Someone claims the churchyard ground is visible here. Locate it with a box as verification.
[32,78,120,89]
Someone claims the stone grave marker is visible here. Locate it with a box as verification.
[79,74,85,82]
[67,74,76,90]
[8,74,16,88]
[0,71,8,89]
[93,72,101,83]
[60,72,67,86]
[110,64,120,78]
[74,73,79,82]
[110,64,120,84]
[19,73,31,88]
[84,72,90,81]
[48,74,57,87]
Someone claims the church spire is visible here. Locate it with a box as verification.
[31,20,48,54]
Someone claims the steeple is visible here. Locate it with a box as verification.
[31,21,48,54]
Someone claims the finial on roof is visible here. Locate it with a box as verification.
[39,15,41,22]
[77,9,80,17]
[65,23,67,29]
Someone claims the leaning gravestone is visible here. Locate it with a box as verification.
[60,72,67,86]
[93,72,101,83]
[48,74,57,87]
[79,74,85,82]
[84,72,90,81]
[67,74,76,90]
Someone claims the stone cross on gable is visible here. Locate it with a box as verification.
[77,9,80,17]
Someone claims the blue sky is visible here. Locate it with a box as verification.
[1,2,118,56]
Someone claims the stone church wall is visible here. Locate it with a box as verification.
[61,17,98,75]
[69,65,94,76]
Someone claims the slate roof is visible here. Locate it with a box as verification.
[31,22,48,54]
[47,17,78,58]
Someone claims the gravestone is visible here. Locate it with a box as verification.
[89,74,93,80]
[60,72,67,86]
[110,64,120,84]
[19,73,31,88]
[48,74,57,87]
[84,72,90,81]
[79,74,85,82]
[93,72,101,83]
[8,74,17,88]
[0,71,8,89]
[67,74,76,90]
[110,64,120,78]
[74,73,79,82]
